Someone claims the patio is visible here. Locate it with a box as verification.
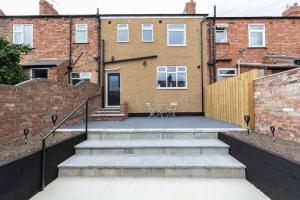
[58,116,244,131]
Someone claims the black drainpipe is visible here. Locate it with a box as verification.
[200,18,206,115]
[68,16,73,83]
[101,39,105,108]
[212,5,217,83]
[97,9,101,86]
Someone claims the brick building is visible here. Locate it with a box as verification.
[207,3,300,83]
[0,0,100,84]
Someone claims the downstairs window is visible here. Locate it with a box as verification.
[157,66,187,89]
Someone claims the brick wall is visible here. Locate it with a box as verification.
[254,68,300,143]
[0,79,101,141]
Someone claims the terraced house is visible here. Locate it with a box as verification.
[0,0,207,116]
[206,3,300,83]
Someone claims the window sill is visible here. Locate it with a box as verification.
[216,42,230,45]
[117,41,129,43]
[167,44,187,47]
[157,87,188,90]
[248,46,267,49]
[74,42,89,45]
[142,41,154,43]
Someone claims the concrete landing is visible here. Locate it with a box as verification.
[31,177,270,200]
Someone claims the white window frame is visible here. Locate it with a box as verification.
[71,72,91,85]
[167,24,186,47]
[215,24,228,43]
[13,24,33,47]
[142,23,153,42]
[248,24,265,48]
[117,24,129,43]
[75,24,88,43]
[217,68,236,81]
[30,68,49,79]
[157,66,188,90]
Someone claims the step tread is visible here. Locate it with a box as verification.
[58,155,245,168]
[75,139,229,149]
[90,114,125,117]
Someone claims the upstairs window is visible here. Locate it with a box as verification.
[218,68,236,81]
[167,24,186,46]
[75,24,88,43]
[157,66,187,89]
[71,72,91,85]
[13,24,33,47]
[249,24,265,47]
[117,24,129,42]
[215,24,228,43]
[142,23,153,42]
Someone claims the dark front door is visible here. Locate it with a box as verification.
[107,73,120,106]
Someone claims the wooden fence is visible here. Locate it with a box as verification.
[205,69,260,128]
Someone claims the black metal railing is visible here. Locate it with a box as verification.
[40,94,101,191]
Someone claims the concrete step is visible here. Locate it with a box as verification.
[89,114,126,121]
[58,154,245,178]
[94,110,121,114]
[97,107,120,111]
[75,139,229,155]
[87,130,218,140]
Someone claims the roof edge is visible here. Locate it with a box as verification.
[0,13,208,19]
[207,16,300,20]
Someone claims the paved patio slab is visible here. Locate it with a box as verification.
[59,117,243,131]
[31,177,270,200]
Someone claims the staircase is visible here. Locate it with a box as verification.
[58,130,245,178]
[89,107,126,121]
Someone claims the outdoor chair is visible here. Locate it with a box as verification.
[146,103,162,118]
[166,102,177,117]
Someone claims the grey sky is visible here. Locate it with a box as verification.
[0,0,299,16]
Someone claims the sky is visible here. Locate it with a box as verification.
[0,0,299,16]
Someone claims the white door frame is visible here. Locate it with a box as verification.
[105,71,121,108]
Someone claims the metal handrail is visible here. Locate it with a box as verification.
[40,93,101,191]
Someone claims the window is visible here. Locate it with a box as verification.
[215,24,228,43]
[75,24,88,43]
[157,66,187,89]
[31,68,48,79]
[167,24,186,46]
[13,24,33,46]
[142,23,153,42]
[218,68,236,81]
[249,24,265,47]
[71,72,91,85]
[117,24,129,42]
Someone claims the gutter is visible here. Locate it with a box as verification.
[97,9,101,86]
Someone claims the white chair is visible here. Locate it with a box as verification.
[166,102,177,117]
[146,103,161,118]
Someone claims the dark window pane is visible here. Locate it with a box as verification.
[178,73,186,87]
[32,69,48,78]
[157,72,166,87]
[167,73,176,87]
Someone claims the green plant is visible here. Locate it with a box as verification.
[0,37,32,85]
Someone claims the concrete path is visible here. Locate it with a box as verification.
[31,177,270,200]
[59,117,243,130]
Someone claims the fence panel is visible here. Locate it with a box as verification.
[205,69,259,128]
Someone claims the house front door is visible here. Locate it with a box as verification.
[107,73,120,107]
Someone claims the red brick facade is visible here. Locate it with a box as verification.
[254,68,300,143]
[0,79,101,141]
[207,17,300,83]
[0,0,99,84]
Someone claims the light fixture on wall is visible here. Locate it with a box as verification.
[51,114,58,137]
[244,115,250,135]
[270,126,276,142]
[23,128,29,144]
[143,61,147,67]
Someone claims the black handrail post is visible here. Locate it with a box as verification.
[85,100,89,135]
[41,139,46,191]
